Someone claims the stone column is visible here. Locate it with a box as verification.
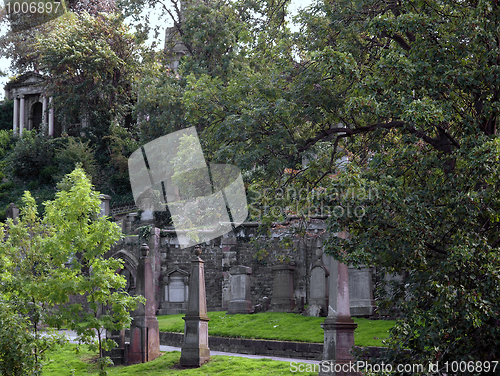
[13,97,19,135]
[42,96,48,129]
[48,97,54,136]
[127,243,161,364]
[320,231,360,376]
[227,266,253,314]
[270,263,295,312]
[99,194,111,217]
[180,245,210,367]
[19,95,25,136]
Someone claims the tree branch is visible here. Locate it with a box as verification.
[299,121,405,152]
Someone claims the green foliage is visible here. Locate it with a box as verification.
[44,167,143,358]
[54,137,97,182]
[0,101,13,131]
[36,12,140,145]
[134,65,187,141]
[5,131,61,182]
[0,299,40,376]
[128,0,500,370]
[0,167,141,374]
[325,137,500,369]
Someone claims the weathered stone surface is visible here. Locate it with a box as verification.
[320,252,361,376]
[270,263,295,312]
[308,245,329,317]
[227,266,253,314]
[180,246,210,367]
[348,266,376,317]
[108,222,377,318]
[127,243,161,364]
[305,304,323,317]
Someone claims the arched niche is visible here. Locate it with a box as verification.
[112,249,139,295]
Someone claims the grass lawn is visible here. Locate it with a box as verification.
[42,344,319,376]
[157,312,395,347]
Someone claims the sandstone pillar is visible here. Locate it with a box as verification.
[127,243,161,364]
[42,96,47,129]
[180,245,210,367]
[320,231,360,376]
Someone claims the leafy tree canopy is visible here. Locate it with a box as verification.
[128,0,500,370]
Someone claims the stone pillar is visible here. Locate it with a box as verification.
[42,96,48,129]
[180,245,210,367]
[227,266,253,314]
[13,97,19,135]
[320,231,360,376]
[348,266,376,317]
[307,246,329,317]
[6,203,20,223]
[270,263,295,312]
[99,194,111,217]
[125,212,138,234]
[19,95,25,136]
[49,97,55,136]
[127,243,161,364]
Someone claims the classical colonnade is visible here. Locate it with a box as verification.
[12,94,55,136]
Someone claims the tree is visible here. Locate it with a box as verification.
[36,12,141,144]
[125,0,500,371]
[0,0,117,73]
[0,167,142,374]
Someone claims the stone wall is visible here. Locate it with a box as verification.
[109,218,376,317]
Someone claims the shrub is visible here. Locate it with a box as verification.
[54,137,97,182]
[0,299,39,376]
[6,131,61,182]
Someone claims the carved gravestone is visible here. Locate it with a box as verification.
[158,266,190,315]
[348,265,376,317]
[227,266,253,314]
[270,263,295,312]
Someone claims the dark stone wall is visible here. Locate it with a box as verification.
[109,220,327,313]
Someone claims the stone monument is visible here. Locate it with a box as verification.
[227,266,253,314]
[348,265,376,317]
[307,245,329,317]
[320,231,360,376]
[270,263,295,312]
[127,243,161,364]
[180,245,210,367]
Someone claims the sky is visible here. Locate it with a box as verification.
[0,0,312,100]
